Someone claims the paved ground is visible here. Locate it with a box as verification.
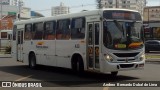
[0,56,160,90]
[0,54,11,58]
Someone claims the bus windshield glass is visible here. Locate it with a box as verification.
[103,20,144,50]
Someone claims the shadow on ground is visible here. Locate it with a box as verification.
[0,65,139,87]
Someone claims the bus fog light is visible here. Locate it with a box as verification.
[140,54,145,61]
[104,54,113,62]
[139,63,144,67]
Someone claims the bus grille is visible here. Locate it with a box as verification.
[120,64,134,68]
[113,53,139,57]
[117,59,135,62]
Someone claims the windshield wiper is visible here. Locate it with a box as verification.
[113,20,124,33]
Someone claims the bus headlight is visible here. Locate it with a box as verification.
[104,54,113,62]
[140,54,145,61]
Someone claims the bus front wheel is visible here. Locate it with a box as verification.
[72,55,84,75]
[29,53,37,69]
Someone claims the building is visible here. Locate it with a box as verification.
[0,0,23,6]
[0,0,19,18]
[0,0,27,19]
[0,0,10,5]
[143,6,160,40]
[0,0,31,30]
[51,2,70,16]
[10,0,24,6]
[0,15,14,30]
[0,4,18,30]
[20,7,31,19]
[99,0,146,16]
[143,6,160,23]
[0,0,44,30]
[31,11,44,18]
[0,5,18,18]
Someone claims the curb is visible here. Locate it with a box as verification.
[146,58,160,62]
[0,54,12,58]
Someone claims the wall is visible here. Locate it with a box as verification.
[143,6,160,22]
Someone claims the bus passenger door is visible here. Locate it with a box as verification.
[87,22,100,70]
[17,30,24,62]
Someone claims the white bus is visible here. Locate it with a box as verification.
[12,9,145,76]
[0,30,12,48]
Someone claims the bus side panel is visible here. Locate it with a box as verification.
[23,40,44,65]
[23,40,57,66]
[56,40,72,68]
[31,40,45,65]
[0,30,12,48]
[12,41,17,61]
[1,39,11,48]
[71,41,87,70]
[44,40,56,66]
[35,40,56,66]
[1,40,6,48]
[56,40,86,69]
[23,41,33,65]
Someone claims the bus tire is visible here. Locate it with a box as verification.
[29,53,37,69]
[72,55,84,75]
[111,71,118,76]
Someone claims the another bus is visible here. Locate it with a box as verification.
[0,30,12,48]
[12,9,145,76]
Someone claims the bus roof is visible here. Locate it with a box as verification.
[14,8,139,25]
[0,30,12,34]
[0,30,12,32]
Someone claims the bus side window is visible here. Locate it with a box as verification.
[44,21,56,40]
[1,32,7,39]
[56,19,70,40]
[33,22,43,40]
[24,24,32,40]
[71,17,85,39]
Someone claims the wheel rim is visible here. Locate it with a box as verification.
[30,55,35,68]
[31,59,34,67]
[76,61,80,71]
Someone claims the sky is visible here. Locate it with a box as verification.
[23,0,160,17]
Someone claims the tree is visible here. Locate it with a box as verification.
[96,0,103,9]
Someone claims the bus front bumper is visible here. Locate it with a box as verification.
[101,60,145,73]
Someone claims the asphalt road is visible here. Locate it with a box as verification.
[0,57,160,90]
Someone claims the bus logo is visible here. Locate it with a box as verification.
[37,42,44,45]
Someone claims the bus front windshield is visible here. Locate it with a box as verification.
[103,20,144,50]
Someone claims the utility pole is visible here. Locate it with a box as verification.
[18,0,21,20]
[18,0,23,20]
[116,0,118,8]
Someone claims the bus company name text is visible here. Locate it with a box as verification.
[36,45,48,49]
